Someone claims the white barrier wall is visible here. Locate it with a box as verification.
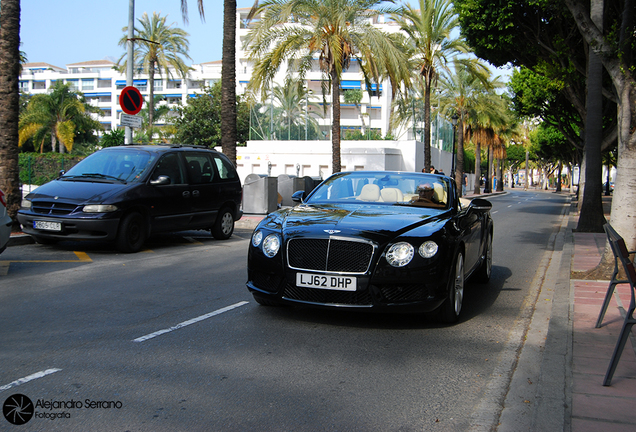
[232,140,457,184]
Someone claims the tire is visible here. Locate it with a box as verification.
[439,251,465,324]
[473,231,492,283]
[211,207,234,240]
[116,212,146,253]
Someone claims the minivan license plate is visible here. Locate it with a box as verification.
[34,220,62,231]
[296,273,356,291]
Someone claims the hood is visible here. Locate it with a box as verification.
[269,203,447,244]
[26,180,131,205]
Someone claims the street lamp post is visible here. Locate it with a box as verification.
[451,114,458,179]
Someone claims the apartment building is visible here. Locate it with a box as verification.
[19,8,429,141]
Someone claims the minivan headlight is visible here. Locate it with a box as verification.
[83,204,118,213]
[21,199,32,210]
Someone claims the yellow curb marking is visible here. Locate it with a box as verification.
[0,251,93,276]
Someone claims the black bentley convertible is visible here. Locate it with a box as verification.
[246,171,493,323]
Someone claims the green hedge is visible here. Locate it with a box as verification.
[19,153,84,186]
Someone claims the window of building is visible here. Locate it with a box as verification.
[98,79,111,88]
[82,79,94,90]
[167,80,182,89]
[19,81,29,91]
[154,80,163,91]
[66,79,79,91]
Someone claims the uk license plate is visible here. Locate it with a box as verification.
[296,272,356,291]
[33,220,62,231]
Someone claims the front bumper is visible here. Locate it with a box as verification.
[17,211,121,241]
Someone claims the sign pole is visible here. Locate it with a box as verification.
[125,0,134,145]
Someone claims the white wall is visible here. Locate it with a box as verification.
[231,140,458,184]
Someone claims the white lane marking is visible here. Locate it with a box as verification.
[133,301,249,343]
[492,211,498,214]
[0,368,62,393]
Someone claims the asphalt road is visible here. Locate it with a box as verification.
[0,189,570,431]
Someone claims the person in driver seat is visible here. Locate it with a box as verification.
[410,183,445,208]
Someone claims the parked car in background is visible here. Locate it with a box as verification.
[17,145,242,253]
[247,171,493,323]
[0,188,12,254]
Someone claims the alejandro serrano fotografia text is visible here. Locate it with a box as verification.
[35,399,123,410]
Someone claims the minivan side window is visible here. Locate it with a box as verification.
[214,156,237,180]
[151,154,185,185]
[183,153,216,184]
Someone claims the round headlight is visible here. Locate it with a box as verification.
[262,234,281,258]
[386,242,414,267]
[252,230,263,247]
[419,241,439,258]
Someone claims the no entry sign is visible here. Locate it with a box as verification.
[119,86,143,115]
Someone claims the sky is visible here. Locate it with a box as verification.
[21,0,255,68]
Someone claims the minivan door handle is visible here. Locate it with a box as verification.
[192,190,200,198]
[182,191,191,198]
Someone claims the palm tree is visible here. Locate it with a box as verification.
[0,0,21,224]
[245,0,410,173]
[179,0,238,166]
[118,12,192,132]
[19,82,101,154]
[269,79,322,140]
[391,0,478,173]
[437,62,491,194]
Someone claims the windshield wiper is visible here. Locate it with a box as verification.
[62,173,127,183]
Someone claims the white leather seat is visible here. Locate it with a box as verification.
[356,184,381,201]
[380,187,403,202]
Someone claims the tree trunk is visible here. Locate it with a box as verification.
[0,0,21,224]
[473,142,481,195]
[221,0,238,164]
[576,0,606,233]
[484,145,492,193]
[423,73,432,173]
[455,117,465,196]
[331,73,342,173]
[496,158,504,192]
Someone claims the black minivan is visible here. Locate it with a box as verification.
[17,145,243,252]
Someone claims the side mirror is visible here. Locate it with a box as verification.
[150,175,171,186]
[58,170,66,179]
[468,198,492,212]
[291,190,306,204]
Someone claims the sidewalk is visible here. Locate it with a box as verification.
[570,230,636,430]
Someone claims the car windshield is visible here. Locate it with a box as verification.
[307,172,451,209]
[62,149,157,183]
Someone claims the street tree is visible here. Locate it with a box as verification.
[172,81,251,147]
[244,0,411,173]
[437,61,492,195]
[0,0,21,224]
[564,0,636,255]
[390,0,481,174]
[118,12,191,132]
[455,0,618,232]
[18,82,102,154]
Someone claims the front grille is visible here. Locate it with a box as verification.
[284,284,373,305]
[376,284,432,303]
[287,238,374,273]
[32,201,79,216]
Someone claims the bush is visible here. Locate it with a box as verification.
[19,153,84,186]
